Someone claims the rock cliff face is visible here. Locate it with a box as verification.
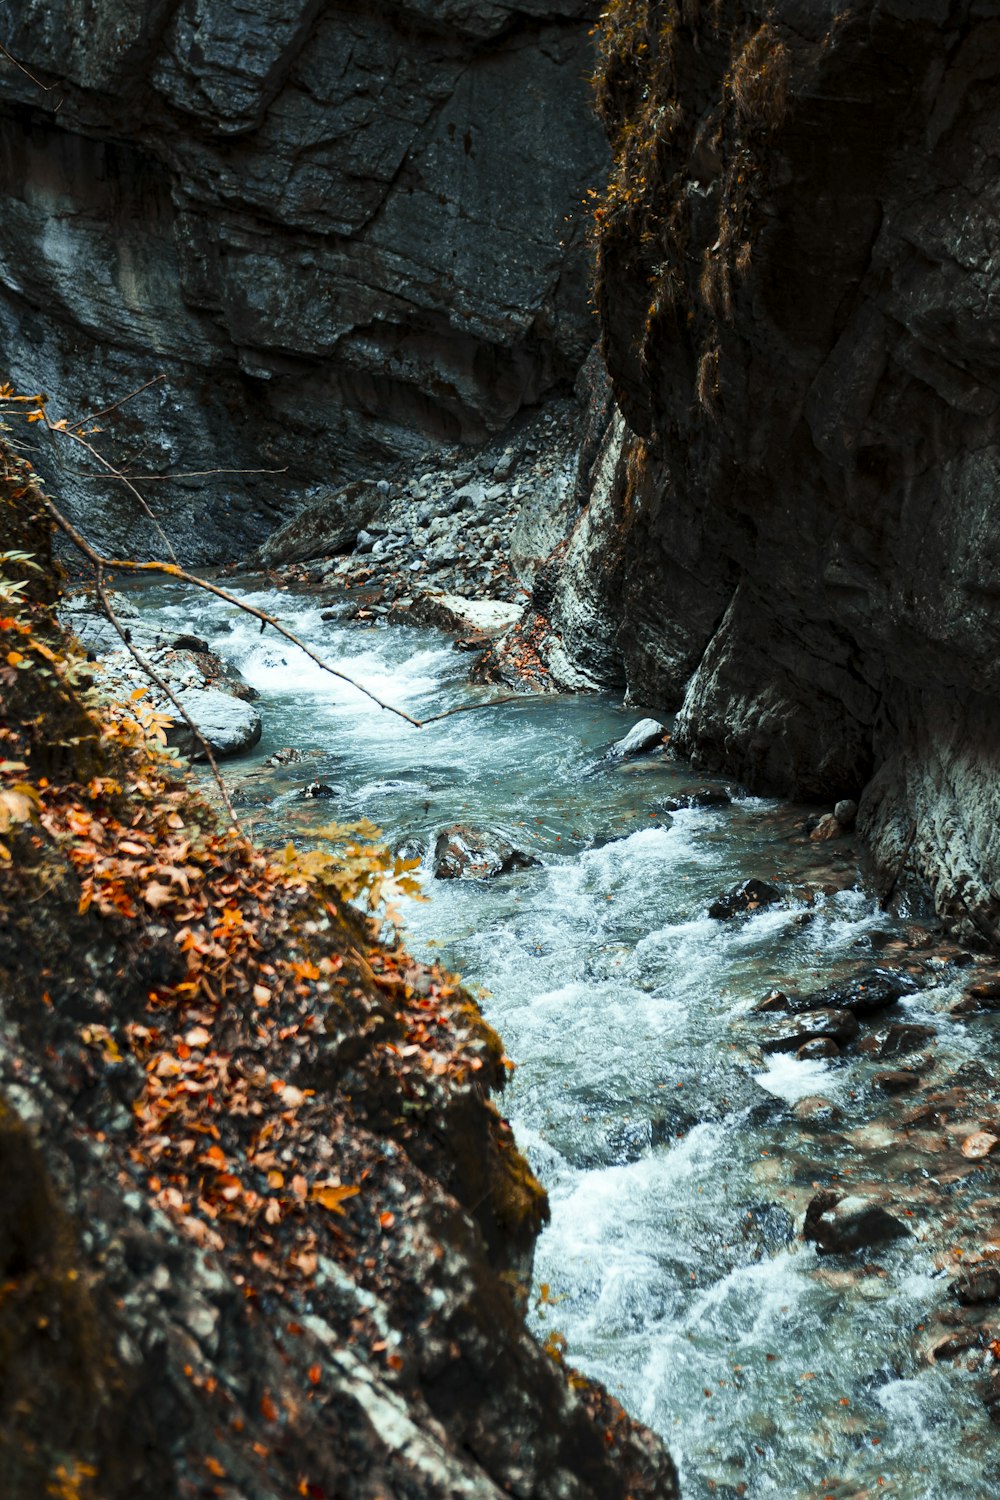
[0,1,606,558]
[541,1,1000,943]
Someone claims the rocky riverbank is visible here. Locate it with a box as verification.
[1,449,680,1497]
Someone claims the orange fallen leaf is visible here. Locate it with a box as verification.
[260,1393,279,1422]
[308,1364,321,1385]
[312,1182,360,1214]
[961,1131,998,1160]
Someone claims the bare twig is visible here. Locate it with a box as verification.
[69,374,167,431]
[421,693,545,725]
[135,466,289,482]
[42,493,427,728]
[0,42,61,99]
[93,568,240,828]
[42,409,179,565]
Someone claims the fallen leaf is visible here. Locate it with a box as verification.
[312,1182,360,1214]
[962,1131,998,1160]
[142,881,176,909]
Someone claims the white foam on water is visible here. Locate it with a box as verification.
[753,1052,841,1102]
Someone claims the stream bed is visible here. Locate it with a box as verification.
[108,578,1000,1500]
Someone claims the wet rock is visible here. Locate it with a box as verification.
[797,1037,840,1060]
[876,1023,936,1059]
[954,1266,1000,1306]
[298,782,337,800]
[961,976,1000,1010]
[931,1328,982,1361]
[266,747,304,766]
[766,968,914,1018]
[821,970,915,1016]
[756,988,789,1013]
[810,813,845,841]
[606,718,666,760]
[834,799,858,828]
[803,1191,910,1255]
[760,1008,858,1055]
[872,1070,920,1093]
[432,826,539,881]
[793,1096,843,1127]
[708,879,782,920]
[170,633,209,653]
[659,785,732,812]
[739,1201,795,1258]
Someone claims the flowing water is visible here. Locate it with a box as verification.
[114,579,1000,1500]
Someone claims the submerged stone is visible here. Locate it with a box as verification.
[793,1096,844,1126]
[803,1191,911,1255]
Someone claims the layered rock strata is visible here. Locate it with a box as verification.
[0,0,606,559]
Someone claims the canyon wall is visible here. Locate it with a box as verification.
[0,0,606,558]
[540,0,1000,942]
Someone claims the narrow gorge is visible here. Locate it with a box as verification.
[3,4,1000,1499]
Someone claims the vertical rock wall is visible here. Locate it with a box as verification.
[0,1,607,557]
[547,1,1000,941]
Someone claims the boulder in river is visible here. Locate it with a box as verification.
[953,1266,1000,1305]
[407,592,522,638]
[793,1096,843,1127]
[760,1007,858,1054]
[875,1023,936,1059]
[834,799,859,828]
[810,813,845,841]
[659,785,732,812]
[253,481,390,567]
[797,1037,840,1060]
[168,687,263,760]
[758,968,914,1018]
[708,878,782,920]
[433,826,539,880]
[606,718,667,760]
[803,1191,910,1254]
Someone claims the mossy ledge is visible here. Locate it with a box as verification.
[0,448,679,1499]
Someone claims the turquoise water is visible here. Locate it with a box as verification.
[116,580,998,1500]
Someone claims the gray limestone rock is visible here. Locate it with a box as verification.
[607,717,666,760]
[433,825,539,880]
[254,482,390,566]
[0,0,608,562]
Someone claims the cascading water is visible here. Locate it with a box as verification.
[111,578,1000,1500]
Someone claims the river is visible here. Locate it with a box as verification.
[117,578,999,1500]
